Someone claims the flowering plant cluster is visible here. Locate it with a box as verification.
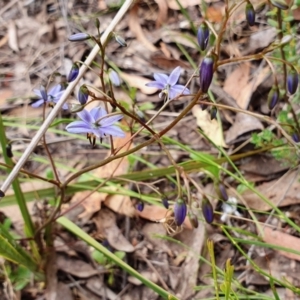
[2,2,300,299]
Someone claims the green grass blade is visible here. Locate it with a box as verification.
[57,216,179,300]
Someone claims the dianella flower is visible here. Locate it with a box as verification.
[174,198,187,226]
[197,22,210,51]
[32,84,68,110]
[199,56,214,93]
[66,107,125,145]
[68,33,91,42]
[67,63,79,83]
[267,86,279,110]
[287,70,299,95]
[146,66,190,100]
[78,85,89,105]
[245,2,255,26]
[202,198,214,224]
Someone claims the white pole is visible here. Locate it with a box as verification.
[0,0,133,196]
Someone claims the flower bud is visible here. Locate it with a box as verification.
[189,213,199,228]
[136,202,144,212]
[68,33,91,42]
[292,132,300,143]
[67,63,80,83]
[95,18,100,30]
[78,85,89,105]
[210,106,217,120]
[199,56,214,93]
[219,184,228,201]
[270,0,289,9]
[245,2,255,26]
[162,198,169,209]
[0,190,4,198]
[287,70,299,95]
[202,198,214,224]
[267,86,279,110]
[115,35,127,47]
[108,69,121,86]
[6,144,13,158]
[174,199,187,226]
[197,22,209,51]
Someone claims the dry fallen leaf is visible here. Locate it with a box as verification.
[166,0,200,10]
[94,209,135,252]
[192,105,227,147]
[129,3,157,52]
[225,112,263,144]
[57,254,98,278]
[223,63,251,109]
[72,132,135,219]
[120,72,157,95]
[154,0,168,28]
[263,227,300,261]
[242,170,300,211]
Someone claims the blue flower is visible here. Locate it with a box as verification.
[32,84,68,110]
[66,107,125,143]
[146,66,190,100]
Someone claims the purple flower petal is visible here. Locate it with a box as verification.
[66,121,91,133]
[167,66,181,86]
[77,109,93,124]
[62,103,69,110]
[100,114,123,127]
[92,128,104,138]
[31,99,45,108]
[168,85,190,99]
[153,73,168,85]
[33,89,43,99]
[101,126,125,137]
[48,85,62,98]
[90,107,106,122]
[146,81,165,89]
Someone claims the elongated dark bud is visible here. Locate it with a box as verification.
[136,202,144,212]
[67,63,79,83]
[78,85,89,105]
[197,22,210,51]
[202,198,214,224]
[174,199,187,226]
[245,2,255,26]
[6,144,13,158]
[267,86,279,110]
[199,56,214,93]
[287,70,299,95]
